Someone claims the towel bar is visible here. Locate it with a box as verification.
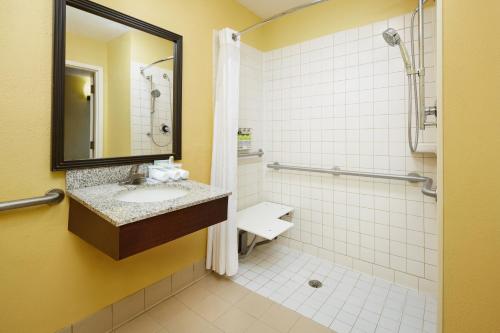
[238,149,264,158]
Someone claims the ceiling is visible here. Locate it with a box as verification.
[237,0,316,18]
[66,6,130,42]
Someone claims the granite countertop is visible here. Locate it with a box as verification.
[66,180,231,226]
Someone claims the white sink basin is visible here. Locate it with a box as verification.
[115,186,188,203]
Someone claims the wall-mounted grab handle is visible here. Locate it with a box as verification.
[267,162,437,199]
[0,189,65,212]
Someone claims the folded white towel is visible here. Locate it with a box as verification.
[166,169,182,181]
[148,166,169,181]
[179,169,189,180]
[154,160,183,169]
[148,166,189,182]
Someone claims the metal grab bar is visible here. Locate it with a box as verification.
[267,162,437,199]
[421,178,437,198]
[0,189,65,212]
[238,149,264,158]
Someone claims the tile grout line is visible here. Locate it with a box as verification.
[350,276,377,331]
[395,286,409,333]
[330,271,363,332]
[311,265,348,326]
[372,279,392,332]
[111,266,208,333]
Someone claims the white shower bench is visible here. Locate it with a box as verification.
[237,201,294,256]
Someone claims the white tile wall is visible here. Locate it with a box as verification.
[238,8,439,294]
[130,62,173,155]
[237,44,264,210]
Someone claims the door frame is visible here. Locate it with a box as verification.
[65,60,104,158]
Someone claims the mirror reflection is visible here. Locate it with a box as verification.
[64,5,175,160]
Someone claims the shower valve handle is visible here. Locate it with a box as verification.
[424,106,438,127]
[161,124,170,134]
[425,106,437,117]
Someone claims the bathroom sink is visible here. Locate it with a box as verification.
[114,186,188,203]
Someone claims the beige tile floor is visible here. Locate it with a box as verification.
[114,273,335,333]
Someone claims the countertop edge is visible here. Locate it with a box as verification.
[67,192,117,224]
[67,182,231,227]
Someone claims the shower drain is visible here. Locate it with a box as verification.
[308,280,323,288]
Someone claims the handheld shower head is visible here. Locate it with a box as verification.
[382,28,401,46]
[151,89,161,98]
[383,28,412,74]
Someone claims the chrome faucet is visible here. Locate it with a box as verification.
[120,165,147,185]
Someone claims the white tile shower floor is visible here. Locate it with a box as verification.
[231,243,437,333]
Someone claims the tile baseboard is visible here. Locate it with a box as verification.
[56,257,209,333]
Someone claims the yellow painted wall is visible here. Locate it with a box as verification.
[130,29,175,71]
[66,31,132,158]
[442,1,500,332]
[105,33,131,157]
[66,31,110,158]
[0,1,262,332]
[66,31,108,70]
[254,0,421,51]
[5,0,499,332]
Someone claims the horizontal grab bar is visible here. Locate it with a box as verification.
[267,162,437,199]
[0,189,65,212]
[421,178,437,198]
[238,149,264,158]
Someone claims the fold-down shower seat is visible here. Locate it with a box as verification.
[237,201,293,256]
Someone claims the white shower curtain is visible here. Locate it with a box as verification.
[206,28,240,276]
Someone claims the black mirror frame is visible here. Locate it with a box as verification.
[52,0,182,170]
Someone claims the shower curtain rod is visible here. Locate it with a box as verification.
[232,0,330,41]
[140,56,174,74]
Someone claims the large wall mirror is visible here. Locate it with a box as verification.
[52,0,182,170]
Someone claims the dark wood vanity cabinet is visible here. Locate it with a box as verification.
[68,197,228,260]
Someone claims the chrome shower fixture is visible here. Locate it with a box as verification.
[382,28,412,74]
[381,27,399,46]
[140,57,174,148]
[382,0,437,153]
[151,89,161,98]
[160,123,170,134]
